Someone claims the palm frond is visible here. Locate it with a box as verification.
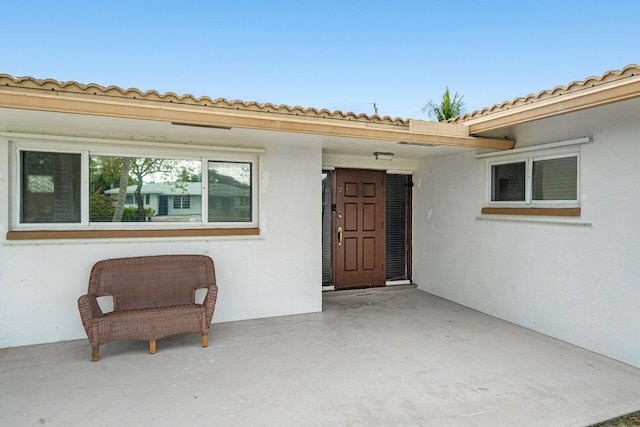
[422,87,466,122]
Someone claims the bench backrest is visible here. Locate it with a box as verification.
[89,255,216,311]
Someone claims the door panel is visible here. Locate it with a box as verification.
[363,183,376,197]
[344,238,358,271]
[345,182,358,197]
[363,204,376,230]
[363,237,376,270]
[334,169,386,289]
[345,203,358,230]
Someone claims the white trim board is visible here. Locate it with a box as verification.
[477,215,592,226]
[475,137,590,159]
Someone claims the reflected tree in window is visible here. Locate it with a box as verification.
[90,156,201,222]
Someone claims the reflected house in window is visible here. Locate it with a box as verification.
[104,182,202,221]
[208,180,251,223]
[104,181,250,222]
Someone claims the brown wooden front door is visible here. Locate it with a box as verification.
[333,169,386,289]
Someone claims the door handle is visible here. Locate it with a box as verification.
[337,226,343,247]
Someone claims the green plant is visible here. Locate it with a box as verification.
[89,193,115,222]
[89,193,154,222]
[121,207,155,222]
[422,87,466,121]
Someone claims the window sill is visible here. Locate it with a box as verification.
[6,228,260,241]
[481,207,581,217]
[477,215,591,227]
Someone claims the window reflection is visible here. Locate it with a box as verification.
[208,161,252,222]
[90,156,201,222]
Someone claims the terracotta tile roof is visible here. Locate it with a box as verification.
[449,64,640,123]
[0,74,408,127]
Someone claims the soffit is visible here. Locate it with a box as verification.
[449,64,640,133]
[0,74,514,150]
[0,107,470,159]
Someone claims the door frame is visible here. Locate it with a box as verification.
[332,168,386,289]
[327,168,412,289]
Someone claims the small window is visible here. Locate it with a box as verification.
[491,162,525,202]
[489,153,578,207]
[532,156,577,201]
[21,151,82,223]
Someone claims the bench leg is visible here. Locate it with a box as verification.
[91,346,99,362]
[150,340,156,355]
[202,334,208,348]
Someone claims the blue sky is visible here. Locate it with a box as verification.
[2,1,638,120]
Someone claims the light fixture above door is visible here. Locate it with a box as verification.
[374,152,394,160]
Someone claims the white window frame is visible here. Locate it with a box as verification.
[529,152,580,207]
[486,148,580,208]
[488,158,528,207]
[11,138,259,231]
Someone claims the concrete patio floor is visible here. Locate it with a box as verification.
[1,289,639,426]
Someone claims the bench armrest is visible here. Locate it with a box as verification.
[202,284,219,326]
[78,294,104,347]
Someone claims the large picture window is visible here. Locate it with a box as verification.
[15,142,258,232]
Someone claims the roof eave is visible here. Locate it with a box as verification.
[458,66,640,134]
[0,89,515,150]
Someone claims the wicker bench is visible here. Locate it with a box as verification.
[78,255,218,361]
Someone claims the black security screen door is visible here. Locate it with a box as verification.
[386,174,409,280]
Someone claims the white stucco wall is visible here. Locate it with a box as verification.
[0,140,322,348]
[413,100,640,368]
